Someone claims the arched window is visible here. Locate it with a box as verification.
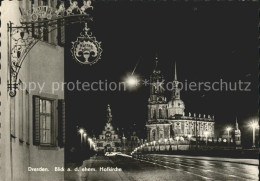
[153,110,156,119]
[152,129,156,141]
[159,109,162,119]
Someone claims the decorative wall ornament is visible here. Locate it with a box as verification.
[20,0,93,23]
[8,1,95,97]
[71,23,102,65]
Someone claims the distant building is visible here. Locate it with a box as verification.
[146,56,215,142]
[234,118,241,146]
[96,105,121,152]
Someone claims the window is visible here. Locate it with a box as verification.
[33,96,65,147]
[42,0,48,6]
[153,110,156,119]
[97,143,103,147]
[152,129,156,141]
[57,19,65,46]
[159,109,162,119]
[43,22,49,42]
[115,142,120,147]
[33,96,58,146]
[30,0,59,44]
[39,99,52,144]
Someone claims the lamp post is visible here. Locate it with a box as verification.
[79,128,85,149]
[249,121,259,148]
[226,127,232,146]
[187,135,192,149]
[83,132,87,150]
[164,139,167,151]
[169,138,172,151]
[204,131,209,146]
[176,136,179,151]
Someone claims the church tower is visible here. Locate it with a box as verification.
[234,117,241,147]
[168,62,185,117]
[95,104,121,152]
[146,55,170,142]
[107,104,112,123]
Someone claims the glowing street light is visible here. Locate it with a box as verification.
[169,138,173,151]
[226,127,232,146]
[249,121,259,148]
[164,139,167,151]
[204,131,209,145]
[79,128,84,134]
[176,136,180,151]
[187,135,192,149]
[78,128,85,147]
[126,75,139,87]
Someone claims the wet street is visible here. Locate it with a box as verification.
[65,155,259,181]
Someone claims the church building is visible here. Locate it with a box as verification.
[95,105,122,152]
[146,56,215,142]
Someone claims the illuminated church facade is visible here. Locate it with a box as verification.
[146,56,215,142]
[95,104,122,152]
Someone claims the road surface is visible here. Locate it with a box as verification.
[65,154,258,181]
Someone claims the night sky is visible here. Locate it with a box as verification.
[64,1,258,150]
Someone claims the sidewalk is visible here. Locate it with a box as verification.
[151,154,259,166]
[65,156,130,181]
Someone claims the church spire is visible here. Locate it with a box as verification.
[174,61,177,81]
[171,61,180,99]
[153,53,159,73]
[235,117,239,130]
[107,104,112,123]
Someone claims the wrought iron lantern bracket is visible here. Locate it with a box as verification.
[7,2,96,97]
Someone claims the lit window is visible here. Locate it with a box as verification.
[39,99,52,144]
[33,96,65,147]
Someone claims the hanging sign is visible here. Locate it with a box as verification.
[71,23,102,65]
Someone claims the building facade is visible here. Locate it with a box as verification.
[95,105,122,152]
[0,1,65,180]
[234,118,241,146]
[146,56,215,142]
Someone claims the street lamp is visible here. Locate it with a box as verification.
[126,76,139,87]
[226,127,232,146]
[153,141,156,152]
[169,138,173,151]
[83,132,87,149]
[79,128,85,148]
[187,135,192,149]
[176,136,180,151]
[164,139,167,151]
[249,121,259,148]
[204,131,209,146]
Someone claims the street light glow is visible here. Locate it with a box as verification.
[226,127,232,132]
[79,128,84,134]
[126,76,138,87]
[249,121,259,129]
[204,131,209,137]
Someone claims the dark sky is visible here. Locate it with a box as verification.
[65,1,258,149]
